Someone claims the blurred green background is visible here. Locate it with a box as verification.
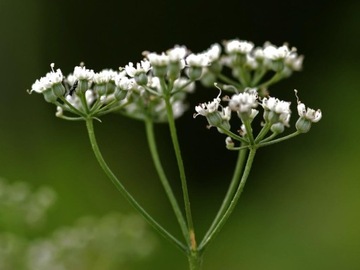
[0,0,359,269]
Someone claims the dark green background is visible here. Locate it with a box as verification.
[0,0,359,269]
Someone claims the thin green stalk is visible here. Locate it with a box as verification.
[254,122,272,144]
[85,117,187,253]
[258,131,301,148]
[164,96,196,250]
[144,118,190,245]
[188,250,203,270]
[258,71,283,89]
[201,147,248,242]
[217,127,248,144]
[199,148,257,251]
[216,73,243,90]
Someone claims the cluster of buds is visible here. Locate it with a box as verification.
[200,39,304,93]
[194,88,322,148]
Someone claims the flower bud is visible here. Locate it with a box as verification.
[94,83,107,96]
[271,123,285,134]
[114,87,128,101]
[295,118,312,133]
[78,80,89,94]
[43,88,58,103]
[187,66,203,81]
[134,72,148,86]
[52,83,66,97]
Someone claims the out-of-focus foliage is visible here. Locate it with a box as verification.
[0,179,156,270]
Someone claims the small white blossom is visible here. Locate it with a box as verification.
[194,95,221,117]
[146,52,169,66]
[30,64,64,93]
[262,97,291,126]
[285,53,304,71]
[186,53,210,67]
[167,45,188,62]
[295,90,322,123]
[125,60,151,77]
[297,103,322,122]
[93,69,117,84]
[203,43,222,61]
[224,39,254,54]
[220,106,232,121]
[228,90,258,113]
[115,76,135,90]
[73,65,95,81]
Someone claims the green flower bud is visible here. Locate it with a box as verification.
[206,111,223,127]
[271,123,285,134]
[114,87,128,101]
[77,80,89,94]
[167,62,181,80]
[94,83,107,96]
[296,118,312,133]
[152,66,167,78]
[134,72,148,86]
[52,83,66,97]
[187,66,203,81]
[43,88,58,103]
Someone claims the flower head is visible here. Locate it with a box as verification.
[30,63,64,94]
[228,89,258,114]
[262,96,291,126]
[224,39,254,54]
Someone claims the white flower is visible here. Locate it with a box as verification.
[93,69,117,84]
[228,90,258,113]
[297,103,322,122]
[186,53,210,67]
[285,53,304,71]
[194,96,221,117]
[253,47,265,60]
[203,43,222,62]
[125,60,151,77]
[262,97,291,126]
[220,106,232,121]
[115,76,135,90]
[146,52,169,66]
[224,39,254,54]
[262,97,290,114]
[73,65,95,81]
[167,45,188,62]
[294,90,321,123]
[30,64,64,93]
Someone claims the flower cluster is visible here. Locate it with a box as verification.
[29,45,215,122]
[195,88,321,148]
[200,39,304,93]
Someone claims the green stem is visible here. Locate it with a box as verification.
[188,250,203,270]
[258,71,283,89]
[144,118,190,245]
[217,127,248,144]
[258,131,301,148]
[201,147,248,243]
[254,122,272,144]
[216,73,243,91]
[85,117,187,253]
[199,148,257,251]
[164,96,196,250]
